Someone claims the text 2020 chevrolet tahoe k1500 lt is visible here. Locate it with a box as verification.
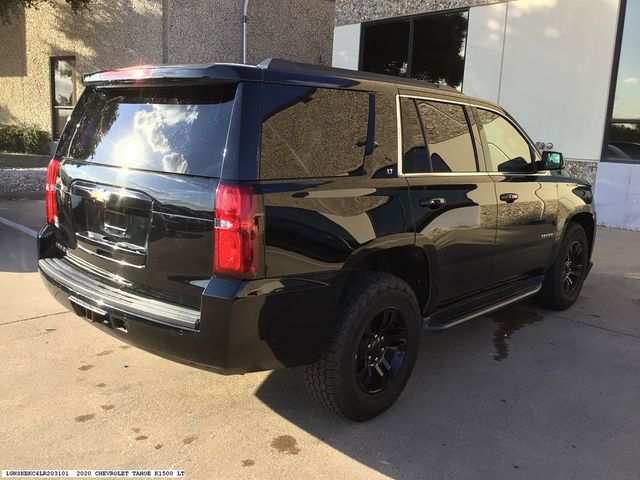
[38,59,595,421]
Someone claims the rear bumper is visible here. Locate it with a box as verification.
[38,231,346,374]
[40,257,199,330]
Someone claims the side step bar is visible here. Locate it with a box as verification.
[423,285,542,332]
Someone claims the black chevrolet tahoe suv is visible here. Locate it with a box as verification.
[38,59,595,421]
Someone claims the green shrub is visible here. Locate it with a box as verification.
[0,124,51,154]
[22,127,50,154]
[0,124,24,152]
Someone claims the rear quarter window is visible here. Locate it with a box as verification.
[58,84,237,177]
[260,85,370,179]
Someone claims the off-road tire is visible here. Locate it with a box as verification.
[304,271,421,421]
[537,222,589,310]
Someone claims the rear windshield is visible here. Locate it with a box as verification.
[58,84,237,177]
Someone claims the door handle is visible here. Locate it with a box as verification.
[419,197,446,210]
[499,193,519,203]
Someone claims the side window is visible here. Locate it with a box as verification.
[477,109,533,173]
[260,85,370,179]
[400,97,429,173]
[416,100,477,172]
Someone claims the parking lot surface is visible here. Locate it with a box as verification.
[1,199,640,479]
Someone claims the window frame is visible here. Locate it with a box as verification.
[359,7,470,88]
[396,94,544,177]
[50,56,77,141]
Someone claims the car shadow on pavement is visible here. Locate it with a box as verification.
[0,231,38,273]
[255,305,554,479]
[0,200,44,273]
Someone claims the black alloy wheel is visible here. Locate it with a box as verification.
[562,240,584,295]
[538,222,589,310]
[356,307,408,394]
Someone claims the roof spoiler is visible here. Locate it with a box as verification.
[82,58,460,92]
[82,63,262,87]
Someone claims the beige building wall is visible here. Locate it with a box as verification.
[247,0,335,65]
[0,0,335,135]
[166,0,243,65]
[0,0,163,133]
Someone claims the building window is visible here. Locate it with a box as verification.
[605,0,640,163]
[51,57,77,140]
[361,20,410,77]
[361,10,468,89]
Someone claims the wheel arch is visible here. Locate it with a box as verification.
[565,211,595,257]
[345,245,433,315]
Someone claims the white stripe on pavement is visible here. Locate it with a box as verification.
[0,215,38,238]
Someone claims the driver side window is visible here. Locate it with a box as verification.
[477,109,533,173]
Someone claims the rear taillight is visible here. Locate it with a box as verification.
[46,158,60,225]
[214,183,260,277]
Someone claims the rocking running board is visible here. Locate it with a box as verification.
[423,285,542,332]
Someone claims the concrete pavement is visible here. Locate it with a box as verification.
[1,199,639,479]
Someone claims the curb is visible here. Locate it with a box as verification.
[0,153,50,169]
[0,167,46,199]
[0,191,44,201]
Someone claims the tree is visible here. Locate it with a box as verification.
[1,0,91,24]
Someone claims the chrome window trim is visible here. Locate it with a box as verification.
[396,93,543,177]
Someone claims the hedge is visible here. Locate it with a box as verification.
[0,124,51,155]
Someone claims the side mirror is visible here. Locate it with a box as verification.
[539,151,564,171]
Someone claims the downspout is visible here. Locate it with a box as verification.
[242,0,250,64]
[162,0,169,63]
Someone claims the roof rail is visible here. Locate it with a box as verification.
[257,58,460,92]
